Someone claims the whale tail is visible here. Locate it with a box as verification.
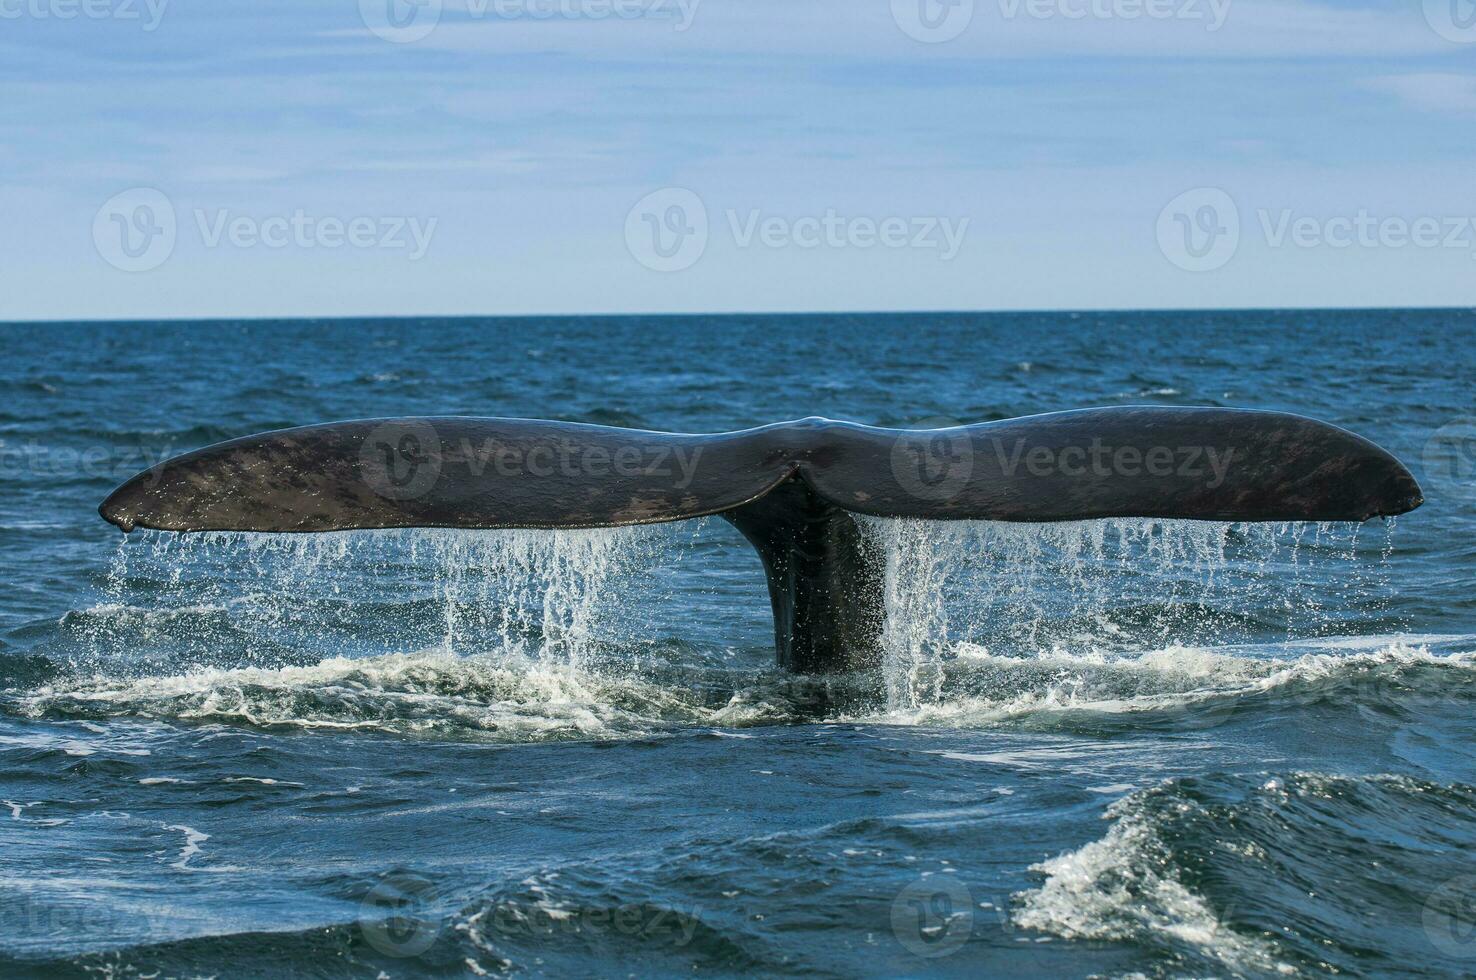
[99,408,1422,672]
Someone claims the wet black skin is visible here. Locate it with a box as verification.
[100,407,1423,673]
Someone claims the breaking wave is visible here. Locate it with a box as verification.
[1014,771,1476,976]
[9,638,1473,744]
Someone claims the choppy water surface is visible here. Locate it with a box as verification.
[2,311,1474,977]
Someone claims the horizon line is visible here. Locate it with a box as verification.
[5,303,1475,327]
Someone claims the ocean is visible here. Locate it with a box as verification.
[2,310,1474,978]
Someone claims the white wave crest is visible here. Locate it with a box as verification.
[15,649,795,741]
[873,636,1476,729]
[1013,788,1295,974]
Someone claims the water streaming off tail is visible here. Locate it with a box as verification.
[73,516,1401,724]
[81,526,686,674]
[861,517,1398,711]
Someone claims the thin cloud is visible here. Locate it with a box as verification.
[1366,73,1476,114]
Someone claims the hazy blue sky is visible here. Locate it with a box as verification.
[3,0,1475,319]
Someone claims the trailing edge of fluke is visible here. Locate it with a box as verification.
[99,407,1423,672]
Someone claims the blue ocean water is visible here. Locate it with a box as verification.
[1,310,1475,978]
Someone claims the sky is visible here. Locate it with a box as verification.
[2,0,1475,319]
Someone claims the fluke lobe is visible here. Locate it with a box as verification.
[100,407,1423,673]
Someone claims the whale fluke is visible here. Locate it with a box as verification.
[99,408,1422,672]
